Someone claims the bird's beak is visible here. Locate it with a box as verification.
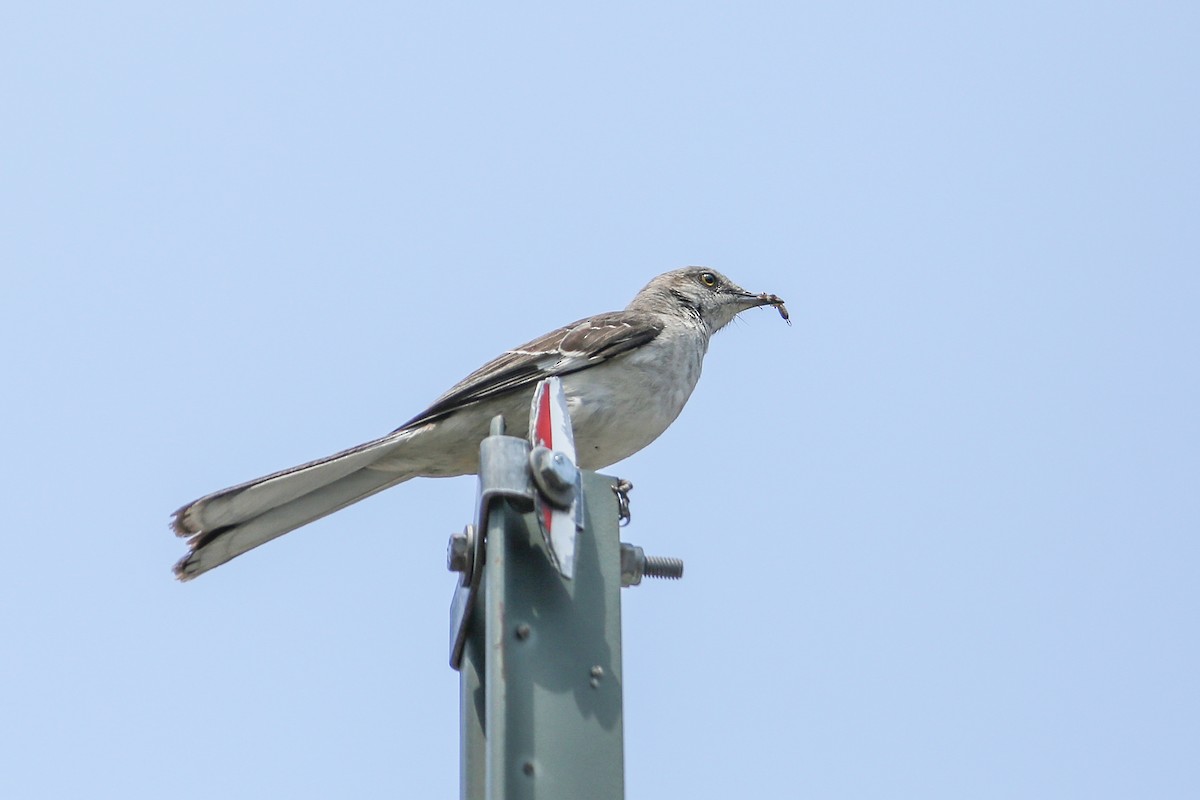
[734,289,790,324]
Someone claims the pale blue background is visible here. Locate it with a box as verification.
[2,2,1197,798]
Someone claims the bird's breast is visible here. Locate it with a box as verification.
[565,329,706,470]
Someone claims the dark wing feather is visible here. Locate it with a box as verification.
[397,311,664,429]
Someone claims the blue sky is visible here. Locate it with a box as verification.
[2,2,1197,797]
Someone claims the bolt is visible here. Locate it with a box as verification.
[522,761,535,776]
[515,623,531,641]
[590,665,604,679]
[643,556,684,580]
[446,526,473,573]
[489,415,506,436]
[529,446,577,508]
[620,543,684,586]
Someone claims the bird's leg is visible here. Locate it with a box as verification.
[612,479,634,526]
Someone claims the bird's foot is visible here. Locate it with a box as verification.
[612,479,634,526]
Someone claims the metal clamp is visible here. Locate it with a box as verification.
[448,415,534,670]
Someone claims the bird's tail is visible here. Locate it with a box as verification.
[172,428,422,580]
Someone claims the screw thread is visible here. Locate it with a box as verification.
[642,556,684,580]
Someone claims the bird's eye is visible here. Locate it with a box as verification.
[700,272,718,287]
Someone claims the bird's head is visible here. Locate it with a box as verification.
[628,267,789,333]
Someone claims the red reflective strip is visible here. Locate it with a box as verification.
[536,382,555,529]
[536,383,553,449]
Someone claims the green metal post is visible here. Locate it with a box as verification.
[459,471,625,800]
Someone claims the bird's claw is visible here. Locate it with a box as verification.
[612,479,633,526]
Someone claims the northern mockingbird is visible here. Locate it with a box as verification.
[173,267,788,579]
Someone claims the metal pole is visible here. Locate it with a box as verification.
[448,379,681,799]
[457,471,626,800]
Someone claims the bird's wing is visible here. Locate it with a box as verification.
[398,310,664,429]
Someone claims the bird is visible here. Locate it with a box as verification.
[172,267,789,580]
